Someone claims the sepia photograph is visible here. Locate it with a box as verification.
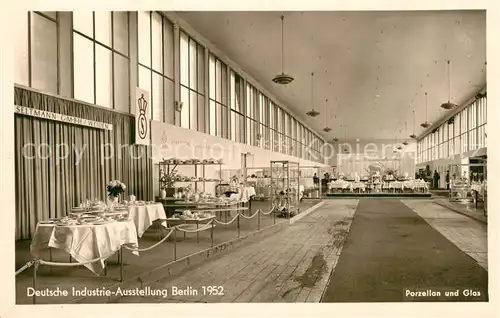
[3,2,496,315]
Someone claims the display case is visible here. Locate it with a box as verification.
[299,166,321,198]
[246,167,271,200]
[270,161,300,217]
[448,163,487,203]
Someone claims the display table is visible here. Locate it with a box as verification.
[30,220,138,275]
[127,203,167,238]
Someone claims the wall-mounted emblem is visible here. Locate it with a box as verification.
[135,87,150,145]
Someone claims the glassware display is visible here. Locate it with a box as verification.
[270,160,300,217]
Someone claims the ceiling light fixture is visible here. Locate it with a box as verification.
[402,121,409,145]
[420,92,431,128]
[323,95,331,132]
[440,60,458,110]
[410,110,417,139]
[272,15,294,85]
[306,72,320,117]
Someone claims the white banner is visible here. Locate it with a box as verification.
[14,105,113,130]
[135,87,151,145]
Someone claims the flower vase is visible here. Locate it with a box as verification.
[160,189,167,199]
[108,195,119,207]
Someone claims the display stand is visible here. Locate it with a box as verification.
[157,159,223,198]
[270,161,300,218]
[448,163,487,209]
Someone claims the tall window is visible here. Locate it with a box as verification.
[209,54,228,138]
[15,12,58,95]
[230,70,245,143]
[246,83,260,147]
[137,11,174,121]
[417,95,487,162]
[260,93,270,150]
[73,11,130,111]
[180,31,205,131]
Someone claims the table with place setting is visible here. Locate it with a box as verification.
[125,201,167,238]
[30,211,139,275]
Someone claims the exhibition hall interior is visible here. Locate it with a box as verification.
[12,10,488,304]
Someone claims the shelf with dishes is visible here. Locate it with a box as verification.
[157,157,224,199]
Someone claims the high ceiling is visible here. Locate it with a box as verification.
[176,10,486,141]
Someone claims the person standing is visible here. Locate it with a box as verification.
[313,173,319,188]
[433,170,440,189]
[446,170,450,190]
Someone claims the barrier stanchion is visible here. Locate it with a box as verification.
[49,248,52,274]
[32,260,38,305]
[273,208,276,225]
[211,221,214,247]
[257,209,261,230]
[119,246,124,282]
[237,213,240,238]
[173,227,177,260]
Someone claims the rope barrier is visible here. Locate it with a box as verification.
[123,227,175,252]
[15,260,35,276]
[175,221,214,233]
[30,206,274,270]
[213,214,240,225]
[39,250,118,267]
[261,205,276,215]
[239,210,260,220]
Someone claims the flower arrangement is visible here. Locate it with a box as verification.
[107,180,126,197]
[159,169,180,189]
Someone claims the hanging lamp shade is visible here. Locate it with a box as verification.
[440,60,458,110]
[332,137,338,142]
[401,121,409,146]
[306,72,320,117]
[410,110,417,139]
[306,109,320,117]
[420,92,432,128]
[272,15,294,85]
[323,98,332,132]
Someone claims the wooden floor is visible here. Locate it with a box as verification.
[114,200,359,303]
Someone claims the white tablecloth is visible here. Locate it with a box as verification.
[127,203,167,237]
[231,186,256,202]
[30,220,139,275]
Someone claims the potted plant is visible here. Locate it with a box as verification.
[160,170,178,198]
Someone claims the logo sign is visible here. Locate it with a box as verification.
[135,87,150,145]
[14,105,113,130]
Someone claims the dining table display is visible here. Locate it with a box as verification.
[30,204,139,275]
[29,198,168,275]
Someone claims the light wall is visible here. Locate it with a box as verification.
[151,120,328,196]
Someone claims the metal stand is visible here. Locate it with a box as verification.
[32,260,38,304]
[173,227,177,260]
[211,221,214,247]
[257,210,261,230]
[119,247,124,282]
[237,213,240,238]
